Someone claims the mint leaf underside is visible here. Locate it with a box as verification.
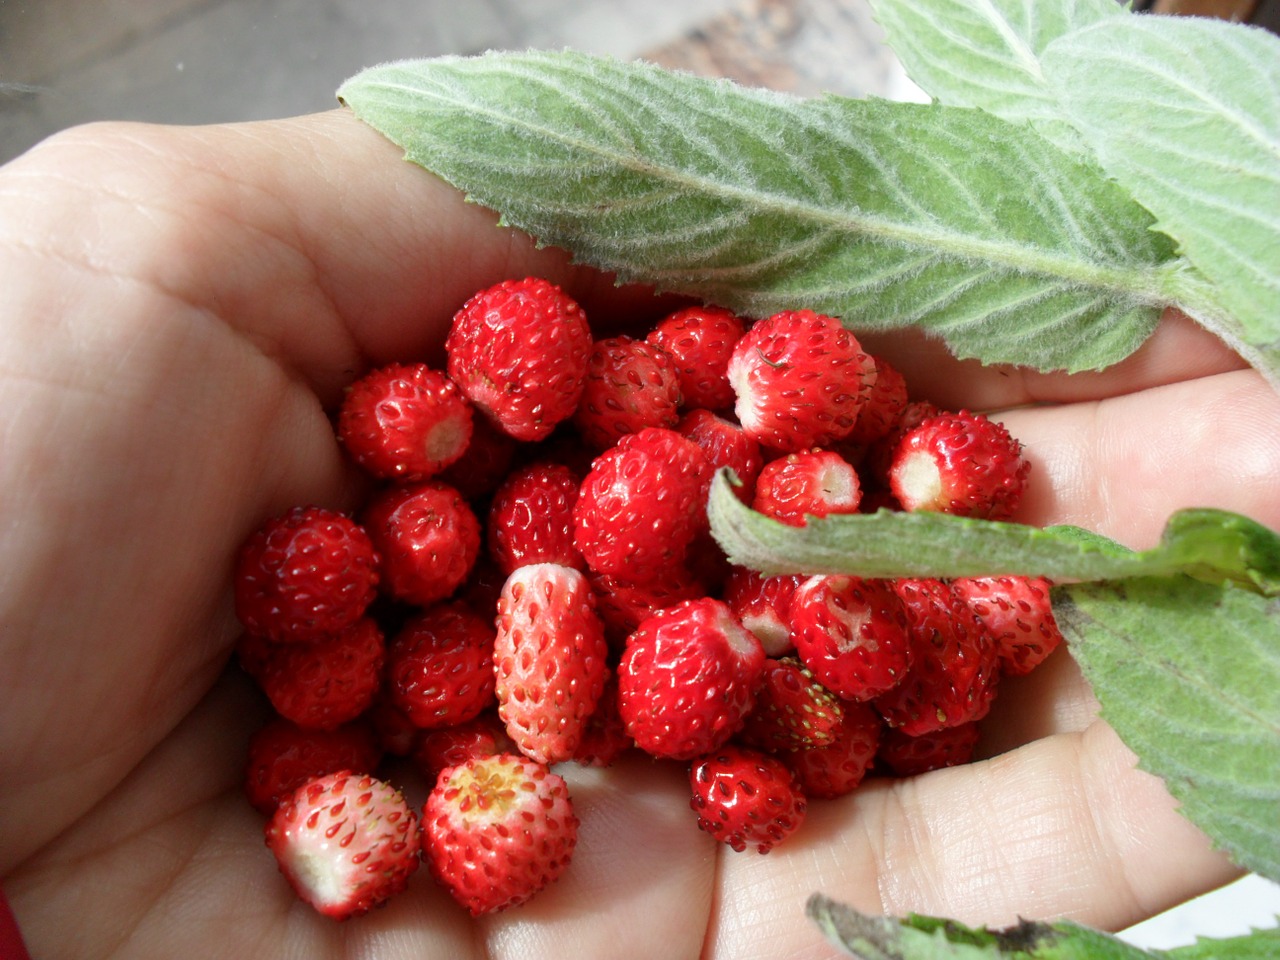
[338,51,1179,373]
[706,471,1280,594]
[806,895,1280,959]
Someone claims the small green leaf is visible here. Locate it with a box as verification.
[338,51,1178,373]
[868,0,1123,151]
[1054,578,1280,881]
[706,472,1280,594]
[1041,17,1280,383]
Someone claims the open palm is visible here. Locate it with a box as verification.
[2,111,1275,960]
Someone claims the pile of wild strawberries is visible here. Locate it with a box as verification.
[231,276,1063,920]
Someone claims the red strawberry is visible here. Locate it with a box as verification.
[737,658,845,753]
[572,427,714,584]
[866,398,945,485]
[722,567,805,657]
[586,565,709,645]
[874,579,1000,736]
[888,410,1030,520]
[337,363,473,482]
[265,771,421,920]
[486,460,584,576]
[676,407,764,503]
[726,310,876,453]
[572,674,633,767]
[422,752,578,916]
[385,601,497,730]
[238,618,385,731]
[446,276,593,442]
[617,597,765,760]
[689,744,806,854]
[573,335,682,450]
[234,506,379,644]
[788,575,913,701]
[751,448,863,526]
[361,481,481,607]
[494,563,610,764]
[782,700,882,800]
[244,717,383,816]
[879,721,981,777]
[846,355,908,445]
[413,711,517,784]
[439,413,520,499]
[644,305,746,411]
[950,575,1063,676]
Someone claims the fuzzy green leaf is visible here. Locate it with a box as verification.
[1054,577,1280,881]
[868,0,1122,151]
[806,895,1280,959]
[706,471,1280,594]
[338,51,1179,373]
[1040,17,1280,383]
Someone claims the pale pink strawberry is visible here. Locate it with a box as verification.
[874,579,1000,736]
[572,427,714,584]
[446,276,592,441]
[782,700,882,800]
[722,567,805,657]
[689,744,806,854]
[494,563,610,764]
[950,575,1063,676]
[244,718,382,816]
[422,752,578,916]
[233,505,379,645]
[645,305,746,411]
[676,407,764,503]
[486,461,583,576]
[752,448,863,526]
[337,363,473,482]
[361,481,481,607]
[788,575,912,701]
[879,721,981,777]
[385,601,496,730]
[617,597,765,760]
[737,658,845,753]
[265,771,421,920]
[726,310,876,453]
[573,335,682,449]
[889,410,1030,520]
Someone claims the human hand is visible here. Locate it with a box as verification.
[1,110,1275,960]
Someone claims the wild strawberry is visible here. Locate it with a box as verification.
[788,575,912,701]
[265,771,421,920]
[438,413,520,499]
[689,744,806,854]
[413,711,517,784]
[587,566,709,645]
[572,674,633,767]
[676,407,764,503]
[951,575,1064,676]
[752,448,863,526]
[494,563,610,764]
[572,427,714,583]
[385,601,497,730]
[879,721,981,777]
[361,481,481,607]
[422,752,578,916]
[865,398,945,485]
[617,597,765,760]
[238,618,385,731]
[244,718,382,816]
[446,276,593,442]
[337,363,473,482]
[846,355,909,445]
[233,506,379,644]
[737,658,845,753]
[726,310,876,453]
[782,700,882,800]
[486,461,584,576]
[874,579,1000,736]
[573,335,682,449]
[888,410,1030,520]
[645,305,746,411]
[722,567,804,657]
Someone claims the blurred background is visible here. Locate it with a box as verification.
[1,0,1277,948]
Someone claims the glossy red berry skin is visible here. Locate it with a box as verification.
[722,567,805,657]
[486,460,584,576]
[737,658,845,753]
[234,506,379,644]
[676,407,764,504]
[951,575,1063,676]
[689,744,807,854]
[243,717,382,815]
[645,305,746,411]
[782,700,883,800]
[752,448,863,527]
[385,601,497,730]
[446,276,593,442]
[573,335,682,450]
